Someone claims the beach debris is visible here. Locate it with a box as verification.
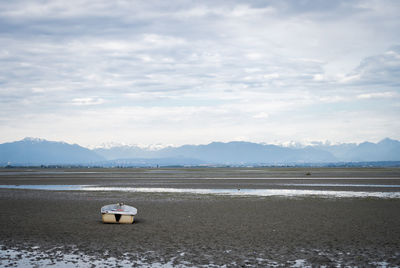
[101,203,137,224]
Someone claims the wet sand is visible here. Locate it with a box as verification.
[1,168,400,266]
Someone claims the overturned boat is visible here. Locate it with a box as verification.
[101,203,137,224]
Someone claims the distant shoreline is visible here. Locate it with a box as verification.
[1,166,400,178]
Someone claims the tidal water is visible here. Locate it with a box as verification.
[1,184,400,198]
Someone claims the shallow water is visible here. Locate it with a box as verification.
[0,246,172,268]
[279,183,400,188]
[0,246,307,267]
[83,186,400,198]
[0,246,394,268]
[1,184,400,198]
[0,185,88,190]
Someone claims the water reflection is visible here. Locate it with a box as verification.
[279,183,400,188]
[1,184,400,198]
[0,185,85,190]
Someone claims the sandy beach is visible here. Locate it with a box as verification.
[1,168,400,267]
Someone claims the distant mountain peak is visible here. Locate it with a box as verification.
[1,138,104,165]
[22,137,46,143]
[94,142,173,151]
[21,137,70,145]
[379,137,399,144]
[92,141,128,149]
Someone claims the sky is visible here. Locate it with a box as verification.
[0,0,399,148]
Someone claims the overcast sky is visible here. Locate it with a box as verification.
[1,0,399,147]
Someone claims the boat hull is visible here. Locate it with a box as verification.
[102,213,134,224]
[101,203,137,224]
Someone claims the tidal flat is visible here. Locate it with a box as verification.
[0,167,399,267]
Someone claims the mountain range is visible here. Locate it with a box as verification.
[0,138,103,165]
[1,137,400,167]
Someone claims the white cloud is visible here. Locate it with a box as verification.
[313,74,324,81]
[253,112,269,119]
[338,74,361,83]
[357,92,398,99]
[71,98,105,106]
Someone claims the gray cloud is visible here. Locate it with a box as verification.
[350,46,400,87]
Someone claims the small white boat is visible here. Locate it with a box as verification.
[101,203,137,224]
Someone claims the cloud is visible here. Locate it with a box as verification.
[350,47,400,86]
[357,92,398,99]
[253,112,269,119]
[0,0,399,146]
[71,98,105,106]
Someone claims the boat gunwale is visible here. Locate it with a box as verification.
[101,204,137,216]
